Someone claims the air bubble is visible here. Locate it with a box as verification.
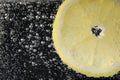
[37,11,41,15]
[41,41,45,45]
[33,49,37,52]
[35,15,40,20]
[40,24,43,27]
[29,23,33,29]
[31,62,37,66]
[46,36,51,41]
[20,38,25,42]
[48,44,52,48]
[25,45,29,49]
[18,49,22,52]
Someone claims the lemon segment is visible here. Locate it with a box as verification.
[53,0,120,77]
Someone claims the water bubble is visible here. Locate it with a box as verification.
[25,45,29,49]
[27,34,32,39]
[36,33,39,36]
[41,41,45,45]
[48,44,52,48]
[26,28,29,31]
[31,62,37,66]
[39,52,43,56]
[29,23,33,29]
[33,49,37,52]
[40,24,43,27]
[46,36,51,41]
[35,15,40,20]
[20,38,25,42]
[37,11,41,15]
[18,49,22,52]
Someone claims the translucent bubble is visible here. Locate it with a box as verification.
[41,41,45,45]
[20,38,25,42]
[33,49,37,52]
[46,36,51,41]
[25,45,29,49]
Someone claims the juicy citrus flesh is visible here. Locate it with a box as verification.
[53,0,120,77]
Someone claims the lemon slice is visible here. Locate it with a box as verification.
[52,0,120,77]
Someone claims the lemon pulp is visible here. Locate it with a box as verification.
[53,0,120,77]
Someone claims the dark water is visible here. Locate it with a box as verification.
[0,0,119,80]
